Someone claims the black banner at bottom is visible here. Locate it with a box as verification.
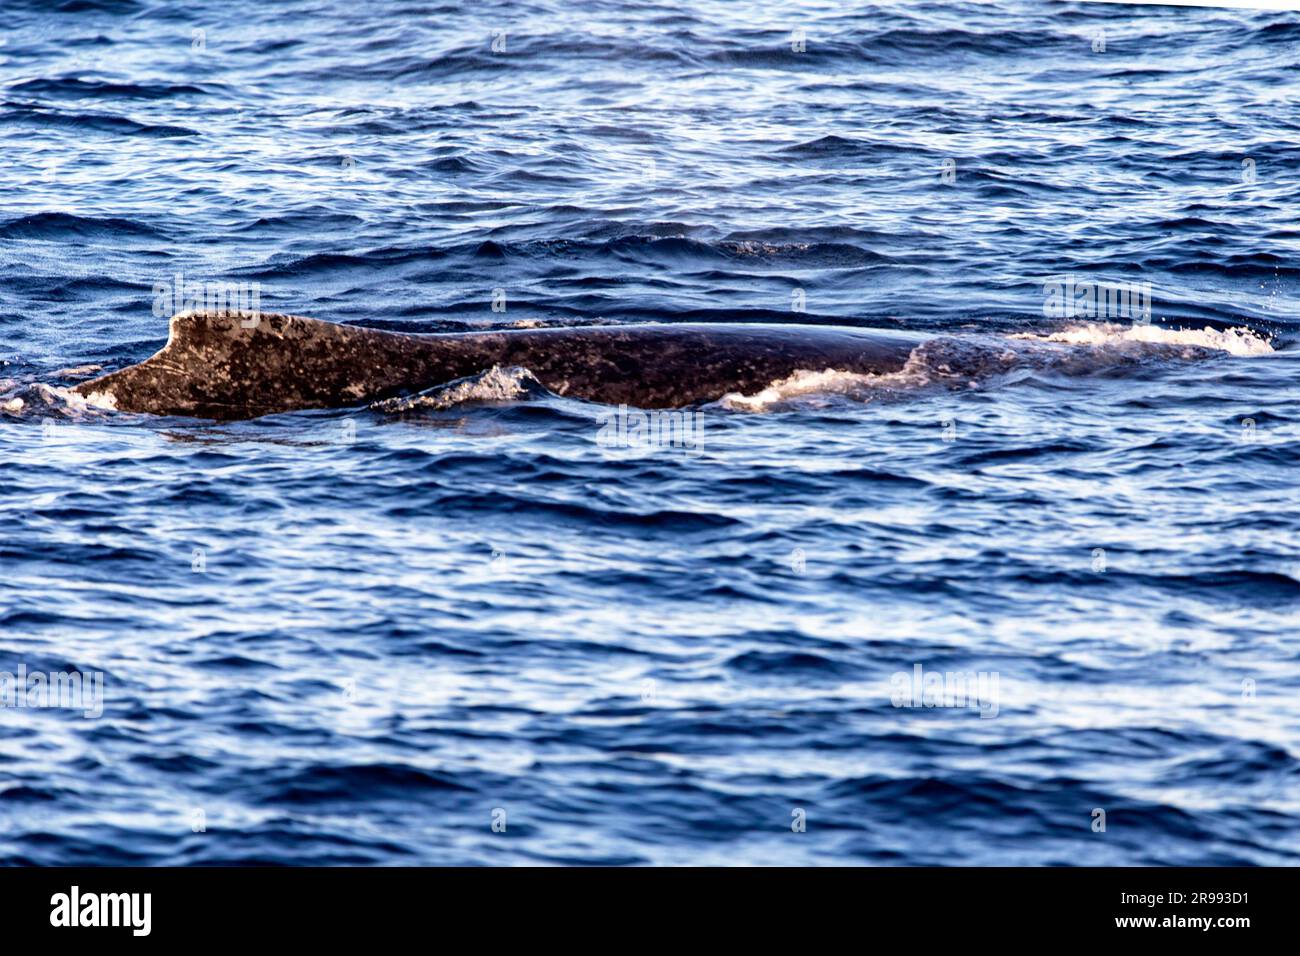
[0,866,1282,941]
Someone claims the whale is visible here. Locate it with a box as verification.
[71,310,929,420]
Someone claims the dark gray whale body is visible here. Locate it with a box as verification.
[73,310,927,420]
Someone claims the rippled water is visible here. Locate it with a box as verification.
[2,0,1299,866]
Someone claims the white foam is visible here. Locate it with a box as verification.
[718,355,938,412]
[43,383,120,413]
[78,388,120,412]
[1013,322,1274,356]
[52,364,103,379]
[0,382,119,417]
[373,365,539,412]
[720,369,877,411]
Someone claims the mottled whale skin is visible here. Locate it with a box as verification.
[73,310,928,420]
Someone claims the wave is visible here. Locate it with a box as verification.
[48,0,144,11]
[775,134,929,162]
[246,233,896,279]
[0,211,168,240]
[8,77,211,100]
[255,763,473,805]
[489,234,889,266]
[0,102,197,137]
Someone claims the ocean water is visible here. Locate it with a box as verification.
[2,0,1299,866]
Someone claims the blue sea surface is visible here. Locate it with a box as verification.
[1,0,1299,865]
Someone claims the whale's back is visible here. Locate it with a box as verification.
[73,311,925,419]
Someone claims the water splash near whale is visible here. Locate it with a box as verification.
[1013,322,1274,356]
